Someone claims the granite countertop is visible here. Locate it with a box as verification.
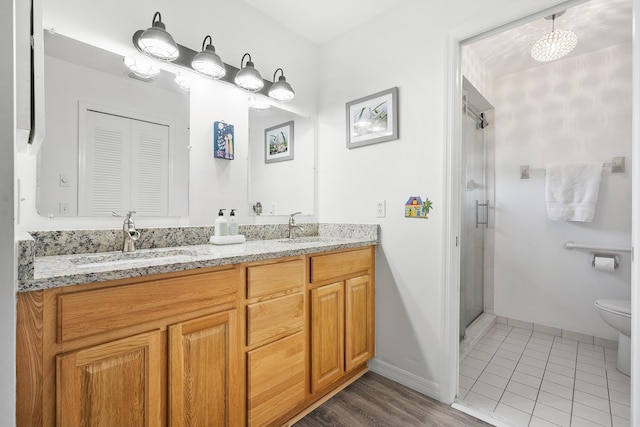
[19,235,377,292]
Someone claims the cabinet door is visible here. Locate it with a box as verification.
[169,310,239,427]
[310,282,344,393]
[247,332,305,426]
[345,275,375,371]
[56,330,161,427]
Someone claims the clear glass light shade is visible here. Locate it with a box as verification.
[248,96,272,110]
[175,73,191,92]
[531,29,578,62]
[191,45,226,79]
[235,62,264,92]
[268,76,295,102]
[123,56,160,79]
[137,23,179,61]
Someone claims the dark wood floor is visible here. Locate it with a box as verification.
[294,372,490,427]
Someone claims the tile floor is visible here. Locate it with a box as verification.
[458,323,631,427]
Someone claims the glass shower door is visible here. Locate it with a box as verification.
[459,102,486,339]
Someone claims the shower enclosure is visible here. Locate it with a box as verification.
[459,88,489,340]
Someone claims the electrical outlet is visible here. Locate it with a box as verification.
[59,202,70,214]
[376,200,386,218]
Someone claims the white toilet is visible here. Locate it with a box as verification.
[594,299,631,376]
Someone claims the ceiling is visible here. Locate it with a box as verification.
[242,0,631,79]
[242,0,409,45]
[466,0,632,78]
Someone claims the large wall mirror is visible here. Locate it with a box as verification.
[37,31,190,218]
[248,107,315,216]
[36,30,317,220]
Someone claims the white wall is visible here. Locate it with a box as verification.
[188,79,251,225]
[317,0,581,399]
[493,43,633,339]
[17,0,319,231]
[2,0,16,424]
[462,45,495,105]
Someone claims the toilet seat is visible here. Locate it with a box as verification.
[595,299,631,317]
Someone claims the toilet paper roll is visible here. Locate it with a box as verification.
[593,256,616,272]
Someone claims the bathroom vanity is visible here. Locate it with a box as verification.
[16,230,376,426]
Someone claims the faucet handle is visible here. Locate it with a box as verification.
[123,211,137,229]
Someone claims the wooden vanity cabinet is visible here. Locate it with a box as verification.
[17,266,242,427]
[17,245,375,427]
[309,247,375,395]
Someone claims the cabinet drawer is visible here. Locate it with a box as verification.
[247,332,305,426]
[246,259,304,299]
[310,248,372,283]
[246,293,304,346]
[57,269,238,343]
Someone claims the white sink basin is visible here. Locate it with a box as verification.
[70,249,197,269]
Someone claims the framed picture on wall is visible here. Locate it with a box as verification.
[265,120,294,163]
[346,87,398,149]
[214,121,234,160]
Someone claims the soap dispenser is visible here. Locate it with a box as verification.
[229,209,238,235]
[214,209,228,236]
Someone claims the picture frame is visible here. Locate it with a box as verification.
[346,87,398,149]
[265,120,294,163]
[214,121,234,160]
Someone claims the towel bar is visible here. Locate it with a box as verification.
[563,241,632,253]
[520,157,625,179]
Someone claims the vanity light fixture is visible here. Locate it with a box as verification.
[248,96,272,110]
[234,53,264,92]
[191,35,226,79]
[123,56,160,80]
[268,68,295,102]
[531,11,577,62]
[135,12,180,61]
[175,73,191,92]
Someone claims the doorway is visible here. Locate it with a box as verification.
[443,1,637,425]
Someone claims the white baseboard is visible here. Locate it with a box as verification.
[368,358,440,401]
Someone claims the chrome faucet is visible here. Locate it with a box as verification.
[288,212,304,239]
[122,211,141,252]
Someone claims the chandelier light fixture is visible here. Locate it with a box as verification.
[531,11,577,62]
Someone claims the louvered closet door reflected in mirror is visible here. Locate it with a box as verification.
[78,108,169,216]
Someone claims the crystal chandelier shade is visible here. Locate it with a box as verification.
[531,13,577,62]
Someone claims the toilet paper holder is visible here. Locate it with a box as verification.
[592,253,619,270]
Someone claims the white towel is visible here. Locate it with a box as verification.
[545,162,603,222]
